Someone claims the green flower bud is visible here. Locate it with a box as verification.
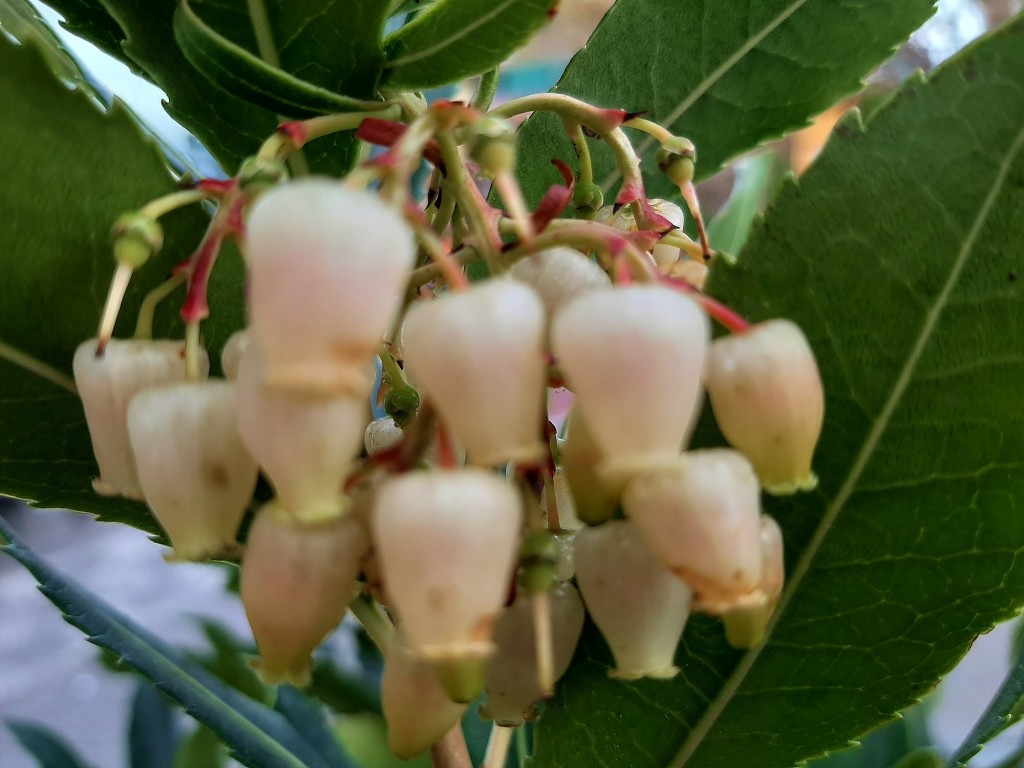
[384,385,420,425]
[237,155,289,196]
[656,136,697,187]
[572,182,604,218]
[467,116,516,176]
[111,212,163,269]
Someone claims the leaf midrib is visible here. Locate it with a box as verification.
[385,0,520,68]
[668,119,1024,768]
[598,0,809,192]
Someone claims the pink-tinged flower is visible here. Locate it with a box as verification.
[705,319,824,494]
[245,178,415,398]
[402,280,547,467]
[127,381,257,561]
[74,338,208,499]
[574,519,691,679]
[241,508,368,687]
[622,450,764,613]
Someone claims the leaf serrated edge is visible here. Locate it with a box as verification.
[669,35,1024,768]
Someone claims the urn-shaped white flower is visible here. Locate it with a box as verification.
[622,450,764,613]
[127,381,257,560]
[552,285,709,482]
[235,341,369,522]
[364,417,405,457]
[481,581,585,726]
[382,640,467,759]
[722,515,785,648]
[560,408,624,526]
[705,319,824,494]
[73,338,208,499]
[574,520,691,679]
[401,281,546,466]
[509,247,610,341]
[240,508,368,687]
[372,468,521,701]
[246,178,416,398]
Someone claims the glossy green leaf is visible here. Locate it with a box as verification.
[0,33,244,534]
[5,720,95,768]
[35,0,132,71]
[512,0,936,204]
[706,152,777,257]
[381,0,556,90]
[532,15,1024,768]
[173,0,383,118]
[951,626,1024,766]
[0,516,344,768]
[129,682,182,768]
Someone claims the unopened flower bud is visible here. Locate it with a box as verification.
[364,417,405,457]
[622,450,763,613]
[235,340,369,521]
[509,248,611,345]
[467,116,515,176]
[597,199,683,267]
[246,178,416,398]
[704,319,823,494]
[663,258,708,289]
[372,469,521,702]
[518,530,560,594]
[402,281,546,467]
[127,381,257,561]
[656,136,696,187]
[552,286,709,483]
[240,508,368,687]
[382,640,467,758]
[574,520,691,679]
[481,582,585,726]
[73,338,208,499]
[111,212,163,269]
[220,329,250,381]
[722,515,784,648]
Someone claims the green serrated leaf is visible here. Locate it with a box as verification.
[950,623,1024,766]
[0,33,245,534]
[0,516,337,768]
[173,0,384,119]
[129,681,182,768]
[35,0,133,72]
[512,0,936,204]
[706,152,777,257]
[5,719,95,768]
[531,14,1024,768]
[381,0,556,90]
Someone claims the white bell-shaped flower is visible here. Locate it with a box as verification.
[481,581,585,726]
[705,319,823,494]
[382,639,467,759]
[509,247,610,342]
[235,340,369,522]
[622,450,764,613]
[552,285,708,483]
[127,381,257,560]
[372,468,521,701]
[240,507,368,687]
[402,280,546,467]
[722,515,785,648]
[220,329,250,381]
[574,520,691,679]
[246,178,416,398]
[73,338,208,499]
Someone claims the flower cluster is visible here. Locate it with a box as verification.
[74,97,823,762]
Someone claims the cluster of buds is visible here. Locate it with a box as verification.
[73,100,824,762]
